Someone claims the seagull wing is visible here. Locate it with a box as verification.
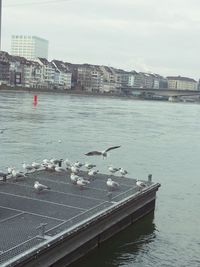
[85,151,102,156]
[105,146,121,152]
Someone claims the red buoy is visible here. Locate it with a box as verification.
[33,95,38,106]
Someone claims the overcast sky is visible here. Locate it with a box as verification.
[2,0,200,79]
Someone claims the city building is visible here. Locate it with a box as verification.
[167,76,197,90]
[52,60,72,89]
[112,68,132,89]
[11,35,48,60]
[99,66,117,92]
[23,60,42,88]
[36,58,56,88]
[0,51,10,84]
[77,64,103,92]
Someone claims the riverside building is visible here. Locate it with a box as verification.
[167,76,197,90]
[11,35,48,60]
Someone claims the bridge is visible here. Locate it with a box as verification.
[121,88,200,102]
[125,88,200,97]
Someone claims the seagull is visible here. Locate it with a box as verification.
[50,158,63,166]
[7,166,14,174]
[85,163,96,170]
[85,146,121,159]
[76,177,90,189]
[42,159,50,165]
[55,166,67,172]
[88,169,99,178]
[11,169,26,180]
[136,180,146,191]
[70,165,79,174]
[108,166,120,175]
[34,181,50,193]
[46,163,56,171]
[70,173,79,184]
[23,162,34,173]
[106,178,119,191]
[64,159,71,168]
[74,161,84,168]
[119,168,128,177]
[32,162,41,170]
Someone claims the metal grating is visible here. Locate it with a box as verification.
[0,237,44,265]
[0,169,142,266]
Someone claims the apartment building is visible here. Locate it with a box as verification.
[0,51,10,84]
[52,60,72,89]
[99,66,117,92]
[112,68,132,89]
[77,64,103,92]
[167,76,197,90]
[36,58,56,87]
[23,60,42,88]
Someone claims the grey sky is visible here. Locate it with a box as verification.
[2,0,200,79]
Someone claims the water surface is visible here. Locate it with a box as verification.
[0,91,199,267]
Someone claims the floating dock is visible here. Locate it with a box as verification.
[0,169,160,267]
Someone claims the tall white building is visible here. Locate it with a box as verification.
[11,35,48,60]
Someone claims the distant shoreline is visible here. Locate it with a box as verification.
[0,85,139,100]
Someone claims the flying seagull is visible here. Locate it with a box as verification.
[85,146,121,158]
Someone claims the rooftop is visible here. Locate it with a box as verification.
[167,76,197,83]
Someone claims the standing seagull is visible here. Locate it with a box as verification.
[34,181,51,193]
[106,178,119,191]
[12,169,26,180]
[76,177,90,189]
[108,166,120,175]
[88,169,99,179]
[23,162,34,173]
[136,180,146,191]
[70,173,79,184]
[119,168,128,177]
[85,163,96,170]
[85,146,121,159]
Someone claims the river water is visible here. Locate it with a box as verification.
[0,91,200,267]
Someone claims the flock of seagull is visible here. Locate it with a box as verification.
[0,145,146,193]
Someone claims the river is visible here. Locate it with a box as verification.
[0,91,199,267]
